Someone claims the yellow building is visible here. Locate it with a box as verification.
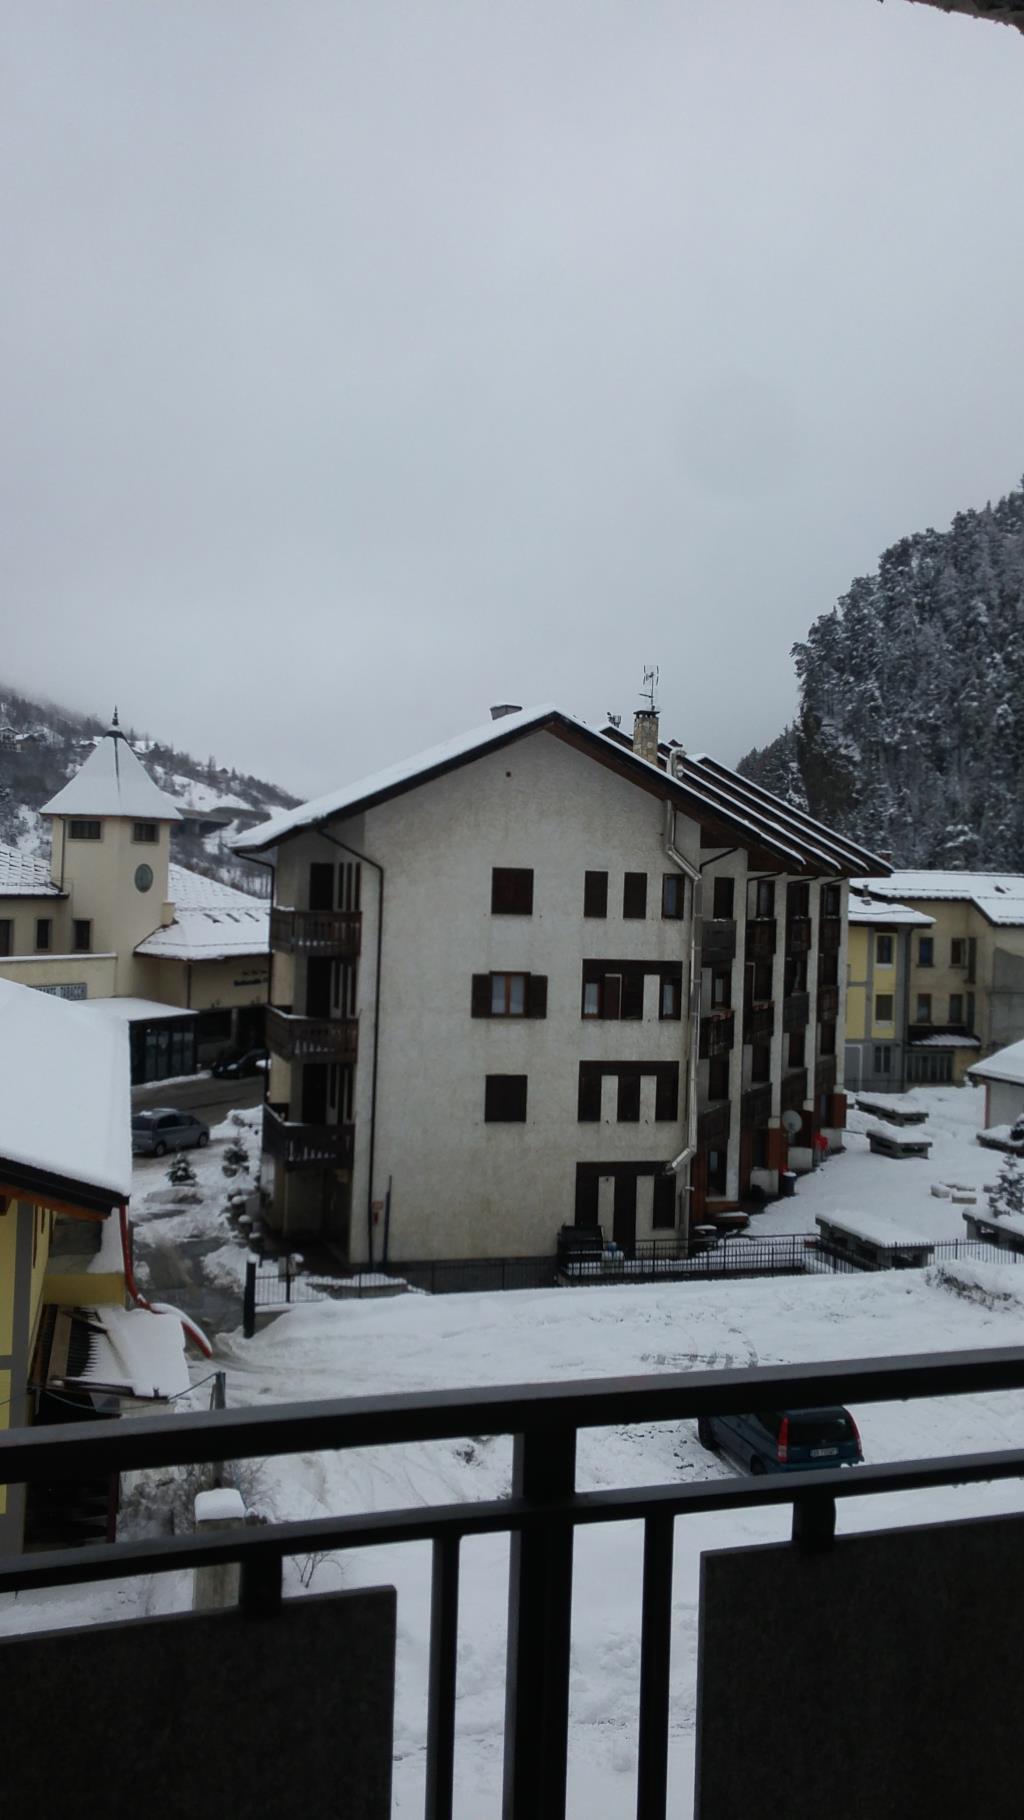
[844,891,933,1094]
[0,715,269,1081]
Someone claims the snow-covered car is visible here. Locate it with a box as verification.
[131,1109,210,1157]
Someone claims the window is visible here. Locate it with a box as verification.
[751,1043,771,1083]
[918,936,934,967]
[875,994,894,1023]
[0,920,10,957]
[491,868,534,915]
[659,975,681,1020]
[949,994,964,1024]
[874,1045,892,1075]
[661,874,684,919]
[655,1064,679,1121]
[754,879,775,919]
[788,1029,805,1070]
[822,884,841,918]
[133,822,158,843]
[652,1174,676,1230]
[876,935,894,966]
[951,938,966,966]
[623,872,648,919]
[617,1074,641,1122]
[73,920,91,953]
[907,1050,952,1085]
[711,970,731,1009]
[712,876,734,920]
[35,919,51,951]
[577,1068,602,1121]
[787,882,810,918]
[484,1075,528,1122]
[583,871,608,918]
[707,1054,730,1101]
[583,980,602,1019]
[916,994,932,1024]
[471,973,546,1018]
[69,820,101,840]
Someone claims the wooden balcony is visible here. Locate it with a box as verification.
[745,918,777,960]
[819,916,842,955]
[782,991,810,1032]
[740,1082,773,1129]
[263,1103,355,1172]
[785,916,812,954]
[266,1007,359,1065]
[701,919,737,965]
[699,1010,735,1059]
[817,985,839,1023]
[781,1069,808,1114]
[815,1056,837,1096]
[743,1001,774,1044]
[270,907,362,958]
[697,1102,731,1149]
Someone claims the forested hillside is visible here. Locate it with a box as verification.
[739,479,1024,869]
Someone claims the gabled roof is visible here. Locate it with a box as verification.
[232,705,889,877]
[0,846,63,898]
[854,872,1024,928]
[135,862,269,961]
[968,1038,1024,1088]
[0,979,131,1206]
[42,723,181,822]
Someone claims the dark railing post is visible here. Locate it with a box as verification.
[503,1426,577,1820]
[243,1259,257,1339]
[425,1533,461,1820]
[636,1514,675,1820]
[792,1492,836,1554]
[240,1550,283,1617]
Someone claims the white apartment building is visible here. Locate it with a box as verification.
[234,705,884,1262]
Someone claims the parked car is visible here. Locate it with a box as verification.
[131,1109,210,1157]
[211,1048,268,1080]
[697,1406,863,1474]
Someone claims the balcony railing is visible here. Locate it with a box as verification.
[266,1006,359,1064]
[781,1068,808,1113]
[820,915,842,955]
[785,916,812,954]
[699,1010,735,1059]
[263,1103,354,1171]
[6,1351,1024,1820]
[701,918,737,965]
[815,1056,838,1095]
[270,907,362,958]
[782,991,810,1032]
[743,1000,774,1044]
[745,918,777,960]
[740,1082,773,1129]
[697,1102,731,1148]
[817,985,839,1022]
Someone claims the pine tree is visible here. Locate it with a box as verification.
[167,1152,197,1187]
[988,1152,1024,1221]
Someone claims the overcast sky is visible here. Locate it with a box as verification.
[3,1,1022,798]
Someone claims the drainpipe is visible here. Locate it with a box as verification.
[662,798,703,1209]
[317,828,384,1269]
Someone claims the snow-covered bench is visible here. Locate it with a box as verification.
[856,1094,929,1127]
[977,1124,1024,1156]
[816,1211,936,1271]
[962,1210,1024,1254]
[867,1126,932,1160]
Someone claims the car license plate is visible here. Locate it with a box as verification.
[811,1446,838,1458]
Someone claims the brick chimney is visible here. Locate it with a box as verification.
[632,708,660,766]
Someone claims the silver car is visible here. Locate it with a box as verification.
[131,1108,210,1157]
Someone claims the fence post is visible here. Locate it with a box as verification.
[503,1427,576,1820]
[243,1259,257,1339]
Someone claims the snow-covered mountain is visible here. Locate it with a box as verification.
[0,685,299,894]
[739,477,1024,870]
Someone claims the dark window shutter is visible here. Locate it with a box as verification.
[528,974,548,1018]
[620,971,643,1019]
[661,874,684,919]
[617,1072,641,1123]
[308,862,335,910]
[652,1174,676,1230]
[578,1065,602,1122]
[623,872,648,919]
[655,1064,679,1122]
[484,1074,528,1121]
[712,876,735,919]
[575,1167,600,1226]
[584,871,608,918]
[471,974,491,1017]
[604,973,622,1020]
[491,868,534,914]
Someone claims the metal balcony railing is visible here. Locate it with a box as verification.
[270,907,362,958]
[745,918,777,960]
[743,1000,774,1044]
[781,1068,808,1113]
[740,1082,773,1129]
[7,1352,1024,1820]
[817,984,839,1022]
[700,918,737,965]
[697,1102,731,1148]
[819,916,842,955]
[786,916,812,954]
[262,1103,354,1171]
[782,991,810,1032]
[266,1006,359,1064]
[699,1010,735,1058]
[815,1055,838,1095]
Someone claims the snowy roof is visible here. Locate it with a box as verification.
[76,996,197,1023]
[848,890,932,928]
[135,862,269,961]
[0,845,62,897]
[817,1210,935,1249]
[911,1032,981,1049]
[969,1039,1024,1087]
[966,1209,1024,1242]
[854,871,1024,927]
[233,705,887,876]
[69,1305,190,1399]
[41,724,181,822]
[0,978,131,1200]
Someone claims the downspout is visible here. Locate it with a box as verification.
[663,797,703,1197]
[317,828,384,1269]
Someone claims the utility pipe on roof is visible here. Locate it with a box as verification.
[662,797,702,1205]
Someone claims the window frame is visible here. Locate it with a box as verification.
[874,993,894,1024]
[35,918,51,952]
[132,822,158,844]
[490,972,528,1017]
[68,819,102,841]
[490,868,534,916]
[484,1074,528,1123]
[915,993,933,1024]
[72,919,92,954]
[875,934,894,967]
[918,936,934,968]
[661,874,684,920]
[659,975,681,1021]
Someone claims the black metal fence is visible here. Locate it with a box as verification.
[6,1349,1024,1820]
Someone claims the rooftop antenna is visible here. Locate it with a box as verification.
[640,665,659,713]
[606,711,622,729]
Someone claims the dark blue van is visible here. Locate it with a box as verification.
[697,1407,862,1473]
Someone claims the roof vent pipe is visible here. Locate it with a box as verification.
[490,704,522,721]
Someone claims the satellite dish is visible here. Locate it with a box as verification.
[781,1109,803,1138]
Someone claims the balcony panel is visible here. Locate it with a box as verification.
[782,992,810,1032]
[270,907,362,958]
[745,919,777,960]
[701,918,737,965]
[267,1006,359,1064]
[699,1010,735,1059]
[741,1082,773,1129]
[743,1001,775,1044]
[817,985,839,1023]
[781,1069,808,1114]
[698,1102,731,1149]
[820,916,842,955]
[815,1056,837,1096]
[786,916,812,954]
[263,1103,355,1171]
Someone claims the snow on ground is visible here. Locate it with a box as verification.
[6,1084,1024,1819]
[128,1106,260,1294]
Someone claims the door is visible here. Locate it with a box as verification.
[308,862,335,911]
[613,1173,637,1254]
[301,1063,329,1126]
[306,956,333,1018]
[739,1128,754,1198]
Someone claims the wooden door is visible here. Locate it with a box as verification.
[613,1173,637,1254]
